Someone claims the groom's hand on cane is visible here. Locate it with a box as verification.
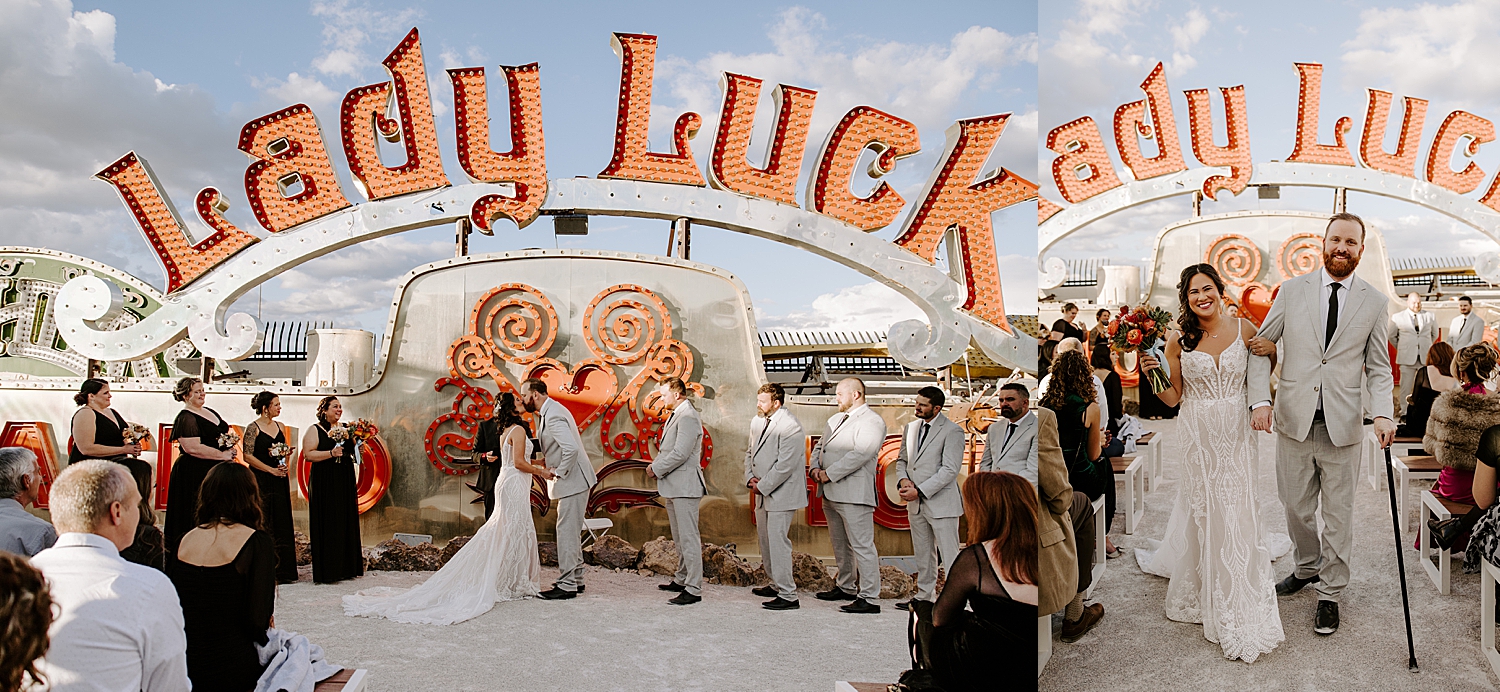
[1374,417,1397,448]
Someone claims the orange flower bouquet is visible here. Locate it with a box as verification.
[1111,305,1175,393]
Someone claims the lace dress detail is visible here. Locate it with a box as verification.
[343,436,541,625]
[1137,330,1287,663]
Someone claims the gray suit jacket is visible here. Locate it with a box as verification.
[744,408,808,512]
[651,401,706,499]
[811,404,887,506]
[1389,309,1436,366]
[980,411,1038,484]
[1451,313,1486,350]
[537,397,597,498]
[1248,271,1395,447]
[894,414,964,518]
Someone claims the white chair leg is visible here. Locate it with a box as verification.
[1483,561,1500,679]
[1419,491,1452,595]
[1084,496,1106,600]
[1392,459,1410,534]
[1038,614,1053,675]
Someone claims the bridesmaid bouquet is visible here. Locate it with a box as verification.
[347,419,379,442]
[268,442,292,469]
[217,430,241,449]
[121,423,152,446]
[1111,305,1175,394]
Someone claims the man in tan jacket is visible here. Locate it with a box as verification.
[1035,406,1103,643]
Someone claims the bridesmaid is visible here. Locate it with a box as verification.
[243,391,298,584]
[303,396,363,584]
[166,377,235,557]
[69,378,151,498]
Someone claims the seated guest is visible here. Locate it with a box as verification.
[980,382,1037,481]
[1091,345,1125,457]
[1462,425,1500,572]
[922,471,1038,685]
[1035,405,1101,642]
[0,448,56,556]
[1425,344,1500,552]
[0,551,52,692]
[119,499,166,572]
[170,462,276,691]
[29,460,189,691]
[1398,342,1456,438]
[1036,338,1108,410]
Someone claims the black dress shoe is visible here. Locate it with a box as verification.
[815,587,857,601]
[1314,600,1340,635]
[578,585,585,593]
[539,586,577,600]
[762,597,800,610]
[896,599,928,612]
[751,585,777,598]
[1275,573,1320,596]
[668,591,702,605]
[840,598,881,614]
[1429,518,1466,551]
[658,582,686,592]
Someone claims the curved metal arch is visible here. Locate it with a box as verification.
[57,178,1028,372]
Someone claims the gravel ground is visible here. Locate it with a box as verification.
[1040,418,1500,691]
[275,565,907,691]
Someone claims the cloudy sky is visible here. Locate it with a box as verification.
[1040,0,1500,271]
[0,0,1035,339]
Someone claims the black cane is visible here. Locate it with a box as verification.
[1383,446,1419,673]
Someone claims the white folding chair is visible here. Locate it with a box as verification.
[581,517,614,549]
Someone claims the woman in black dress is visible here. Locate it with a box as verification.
[1399,342,1456,437]
[302,395,363,584]
[166,377,235,558]
[919,471,1039,685]
[69,378,150,499]
[169,462,275,691]
[243,391,298,584]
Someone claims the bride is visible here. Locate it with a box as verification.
[1137,264,1287,663]
[343,392,553,625]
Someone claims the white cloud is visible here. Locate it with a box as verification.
[308,0,422,78]
[755,282,926,332]
[253,72,339,108]
[1341,0,1500,111]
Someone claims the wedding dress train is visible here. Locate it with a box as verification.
[343,440,541,625]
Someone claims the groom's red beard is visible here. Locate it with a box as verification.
[1323,249,1360,276]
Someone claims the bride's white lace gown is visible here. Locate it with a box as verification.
[1137,331,1287,663]
[343,438,541,625]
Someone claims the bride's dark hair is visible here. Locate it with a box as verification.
[493,392,527,434]
[1176,263,1227,353]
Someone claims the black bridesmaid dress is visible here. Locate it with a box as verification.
[248,422,298,583]
[309,423,363,584]
[166,409,231,557]
[69,408,153,499]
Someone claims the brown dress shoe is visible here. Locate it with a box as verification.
[1060,603,1104,643]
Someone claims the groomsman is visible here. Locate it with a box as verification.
[648,377,706,605]
[980,382,1037,483]
[1450,295,1485,350]
[894,386,964,611]
[1389,292,1436,417]
[524,379,599,600]
[811,377,887,614]
[746,383,807,611]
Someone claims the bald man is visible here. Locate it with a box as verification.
[810,377,888,614]
[1389,292,1435,417]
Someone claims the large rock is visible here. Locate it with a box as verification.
[639,537,680,576]
[538,541,558,567]
[293,531,312,566]
[792,552,834,592]
[584,535,641,570]
[879,564,917,600]
[703,543,758,587]
[440,535,472,567]
[364,538,444,572]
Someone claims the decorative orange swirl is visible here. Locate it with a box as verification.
[1278,233,1323,279]
[1204,234,1262,286]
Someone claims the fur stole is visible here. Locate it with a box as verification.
[1424,390,1500,471]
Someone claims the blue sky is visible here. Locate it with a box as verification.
[1040,0,1500,272]
[0,0,1035,339]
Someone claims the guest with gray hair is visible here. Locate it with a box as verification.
[29,460,189,692]
[0,447,56,557]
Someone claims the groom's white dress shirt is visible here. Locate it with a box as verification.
[31,532,190,692]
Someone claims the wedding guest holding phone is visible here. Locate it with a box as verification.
[70,378,152,500]
[243,391,298,584]
[166,377,235,558]
[472,401,535,520]
[303,396,363,584]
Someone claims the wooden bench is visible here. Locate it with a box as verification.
[315,669,368,692]
[1479,559,1500,680]
[1082,495,1106,601]
[1392,455,1442,534]
[1136,431,1162,490]
[1110,455,1145,535]
[1418,491,1473,594]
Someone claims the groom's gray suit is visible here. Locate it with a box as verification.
[537,396,598,592]
[1248,268,1394,602]
[894,413,964,602]
[650,399,706,596]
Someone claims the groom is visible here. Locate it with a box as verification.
[521,378,599,600]
[1247,212,1396,636]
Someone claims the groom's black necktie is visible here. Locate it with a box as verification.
[1326,282,1341,348]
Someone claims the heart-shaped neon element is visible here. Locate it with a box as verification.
[526,358,618,429]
